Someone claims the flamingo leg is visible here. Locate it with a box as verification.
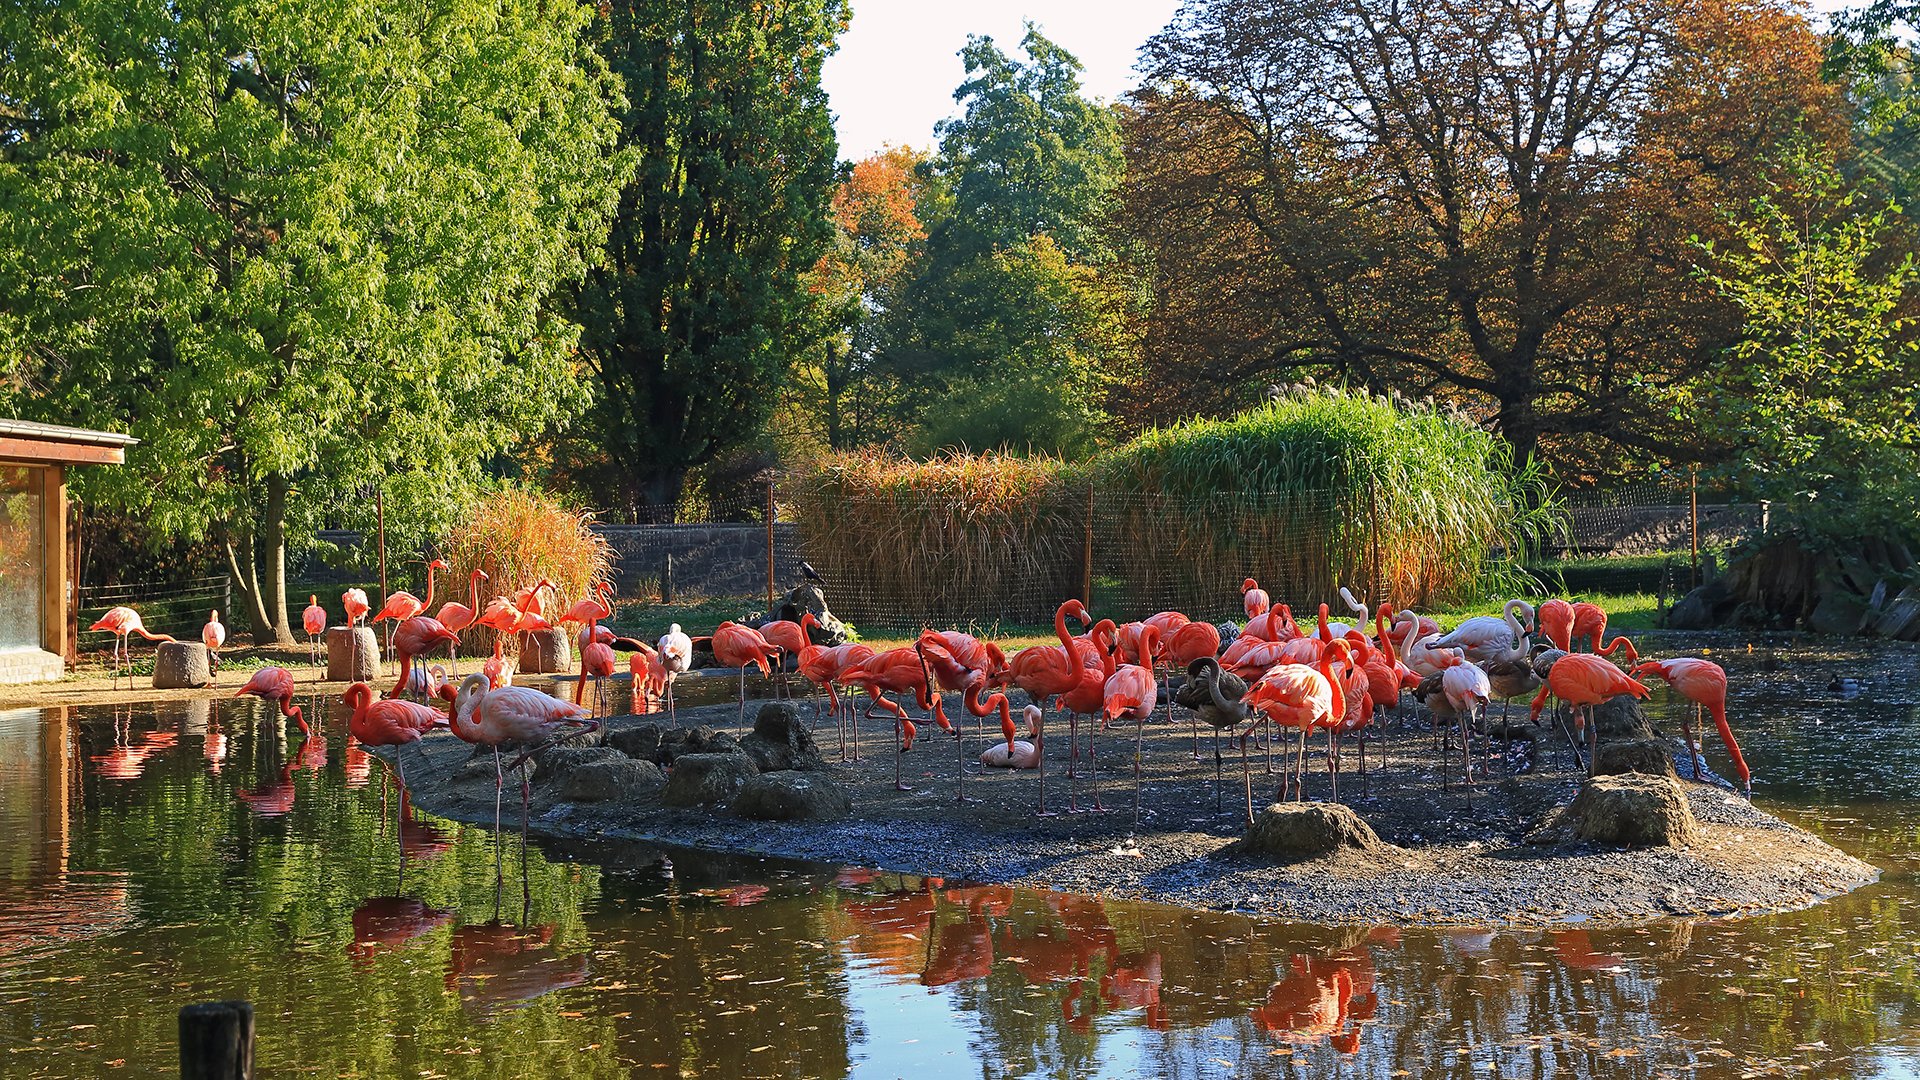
[1327,727,1338,803]
[1587,705,1599,777]
[737,667,746,731]
[1132,712,1145,829]
[1033,711,1055,816]
[1683,702,1700,780]
[1065,713,1080,813]
[1213,726,1225,813]
[1089,725,1104,813]
[1241,724,1255,828]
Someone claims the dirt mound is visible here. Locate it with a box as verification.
[1244,803,1384,860]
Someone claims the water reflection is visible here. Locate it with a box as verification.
[0,636,1915,1077]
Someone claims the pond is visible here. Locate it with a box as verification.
[2,634,1918,1078]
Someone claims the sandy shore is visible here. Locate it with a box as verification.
[392,684,1878,927]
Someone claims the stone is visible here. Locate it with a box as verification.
[326,626,380,683]
[730,771,853,821]
[1594,738,1676,779]
[1588,694,1658,743]
[561,758,665,802]
[609,723,739,766]
[1807,589,1869,636]
[661,751,758,807]
[152,641,213,689]
[1665,580,1734,631]
[1244,802,1383,859]
[1564,774,1697,848]
[530,746,625,788]
[738,702,826,772]
[519,626,571,673]
[763,583,851,646]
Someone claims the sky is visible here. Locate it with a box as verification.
[821,0,1182,160]
[820,0,1859,162]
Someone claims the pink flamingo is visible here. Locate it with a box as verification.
[302,595,328,675]
[342,588,371,628]
[1528,653,1651,775]
[656,624,694,720]
[89,606,175,689]
[574,609,616,712]
[201,609,226,674]
[343,681,447,796]
[372,558,448,663]
[1570,601,1608,652]
[712,621,780,729]
[234,666,311,736]
[1057,621,1117,813]
[1632,658,1751,796]
[434,570,488,674]
[448,673,598,871]
[627,643,667,710]
[389,617,459,700]
[800,639,877,759]
[1242,577,1271,619]
[979,703,1045,770]
[1102,659,1158,822]
[1245,639,1351,816]
[853,646,952,791]
[759,617,810,696]
[1538,599,1574,653]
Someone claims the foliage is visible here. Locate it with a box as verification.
[1094,387,1557,608]
[437,487,616,652]
[870,28,1129,454]
[562,0,848,513]
[1691,139,1920,547]
[785,388,1554,625]
[1124,0,1851,477]
[0,0,628,641]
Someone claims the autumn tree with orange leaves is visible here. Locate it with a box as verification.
[1125,0,1857,479]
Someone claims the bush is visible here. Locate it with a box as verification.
[438,488,616,653]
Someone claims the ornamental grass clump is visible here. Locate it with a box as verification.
[781,451,1083,626]
[438,488,616,654]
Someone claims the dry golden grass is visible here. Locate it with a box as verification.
[439,487,616,654]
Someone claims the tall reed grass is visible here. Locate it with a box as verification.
[784,389,1556,625]
[438,487,616,653]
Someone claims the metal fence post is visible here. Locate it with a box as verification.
[765,477,776,613]
[1689,469,1699,590]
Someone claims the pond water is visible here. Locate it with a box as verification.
[2,635,1919,1078]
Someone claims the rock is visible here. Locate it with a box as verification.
[1666,580,1734,630]
[738,702,826,772]
[661,751,758,807]
[561,758,666,802]
[1564,774,1697,848]
[326,627,380,682]
[1244,802,1383,860]
[766,583,851,646]
[1594,738,1676,779]
[530,746,625,788]
[730,771,853,821]
[1807,589,1869,636]
[151,641,212,689]
[608,723,740,765]
[519,626,571,673]
[1588,694,1658,743]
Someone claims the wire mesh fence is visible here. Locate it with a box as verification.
[78,575,230,642]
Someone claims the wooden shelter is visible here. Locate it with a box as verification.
[0,420,135,683]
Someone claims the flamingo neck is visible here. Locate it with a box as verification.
[1053,603,1075,652]
[422,563,438,609]
[1319,648,1347,719]
[1376,607,1398,663]
[468,573,483,613]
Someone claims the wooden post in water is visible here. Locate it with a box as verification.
[765,478,776,614]
[1081,483,1095,607]
[179,1000,253,1080]
[1689,469,1700,591]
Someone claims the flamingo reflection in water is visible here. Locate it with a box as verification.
[91,708,178,782]
[447,923,590,1014]
[1250,949,1379,1053]
[347,896,455,969]
[236,760,297,817]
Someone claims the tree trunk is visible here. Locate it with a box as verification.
[639,468,687,518]
[825,345,847,450]
[223,532,273,642]
[260,475,296,645]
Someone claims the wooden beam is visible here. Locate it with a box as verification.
[0,437,124,465]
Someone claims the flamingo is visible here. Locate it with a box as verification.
[1429,599,1535,665]
[449,674,598,875]
[234,666,311,736]
[555,581,614,630]
[404,662,450,701]
[201,610,226,674]
[1570,601,1608,652]
[1242,605,1301,642]
[1632,658,1751,796]
[372,559,448,665]
[800,640,877,760]
[342,680,448,800]
[1482,643,1548,760]
[1388,609,1441,653]
[759,617,810,696]
[511,578,556,618]
[712,621,780,729]
[1244,639,1351,817]
[626,642,667,710]
[1594,632,1640,667]
[389,616,459,700]
[1101,659,1158,824]
[979,705,1044,770]
[1166,619,1223,757]
[342,588,370,628]
[434,570,488,674]
[1434,652,1493,788]
[949,672,1023,803]
[1174,656,1250,811]
[1242,578,1271,619]
[1538,599,1574,653]
[657,623,694,720]
[574,609,616,713]
[302,595,328,676]
[853,646,952,791]
[1528,653,1651,775]
[1220,636,1297,680]
[1057,620,1117,813]
[89,606,175,689]
[1009,600,1093,784]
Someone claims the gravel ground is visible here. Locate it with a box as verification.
[393,684,1878,927]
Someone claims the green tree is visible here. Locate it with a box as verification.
[0,0,628,641]
[1693,138,1920,543]
[879,27,1126,455]
[565,0,847,514]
